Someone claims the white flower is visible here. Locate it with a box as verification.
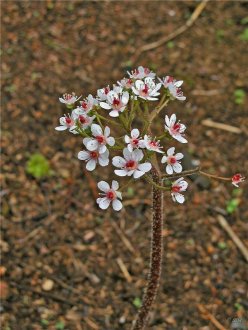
[75,112,95,130]
[171,177,188,204]
[55,114,77,133]
[79,94,98,113]
[143,135,164,153]
[124,129,145,152]
[132,77,161,101]
[83,124,115,154]
[112,148,151,179]
[161,147,184,174]
[128,66,156,79]
[232,174,245,187]
[78,149,109,171]
[100,89,129,117]
[164,114,187,143]
[97,86,111,101]
[96,180,122,211]
[159,76,186,101]
[118,78,133,89]
[59,92,81,105]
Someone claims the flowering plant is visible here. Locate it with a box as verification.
[55,66,245,329]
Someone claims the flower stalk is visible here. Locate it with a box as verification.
[132,166,163,330]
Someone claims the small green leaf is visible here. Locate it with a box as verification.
[216,29,225,42]
[127,187,134,197]
[241,17,248,25]
[133,297,142,308]
[167,41,175,49]
[226,198,240,214]
[41,319,49,326]
[218,242,227,250]
[55,321,65,330]
[239,28,248,41]
[234,89,246,105]
[234,302,243,311]
[26,153,51,179]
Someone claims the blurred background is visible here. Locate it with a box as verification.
[1,1,248,329]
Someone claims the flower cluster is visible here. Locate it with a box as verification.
[56,66,245,211]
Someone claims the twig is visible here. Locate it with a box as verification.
[111,221,136,255]
[132,0,209,61]
[116,257,132,283]
[197,304,227,330]
[201,119,242,134]
[217,215,248,263]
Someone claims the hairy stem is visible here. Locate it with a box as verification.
[132,167,163,330]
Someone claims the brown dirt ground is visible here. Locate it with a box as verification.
[1,1,248,330]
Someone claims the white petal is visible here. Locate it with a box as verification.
[179,180,188,191]
[123,148,132,160]
[112,199,122,211]
[91,124,102,136]
[99,155,109,167]
[133,170,145,179]
[131,129,140,138]
[86,159,96,171]
[100,102,111,110]
[174,80,183,87]
[99,145,107,154]
[104,126,110,137]
[161,155,167,164]
[112,156,126,168]
[133,149,144,162]
[115,169,128,176]
[173,163,182,173]
[121,91,129,105]
[98,181,110,192]
[175,193,185,204]
[170,114,176,126]
[167,147,175,156]
[78,151,89,160]
[135,80,144,90]
[111,180,119,190]
[83,137,92,147]
[166,164,173,174]
[107,136,115,146]
[125,135,130,143]
[174,134,188,143]
[55,126,67,131]
[175,153,184,160]
[99,198,111,210]
[86,139,99,151]
[109,110,119,117]
[137,162,152,173]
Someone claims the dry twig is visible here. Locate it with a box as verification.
[201,119,242,134]
[116,257,132,283]
[132,0,209,61]
[197,304,227,330]
[217,215,248,262]
[111,221,136,255]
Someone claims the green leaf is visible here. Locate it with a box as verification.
[241,17,248,25]
[127,187,134,197]
[167,41,175,49]
[133,297,142,308]
[218,242,227,250]
[226,198,240,214]
[234,302,243,311]
[41,319,49,327]
[26,153,51,179]
[239,28,248,41]
[234,89,246,105]
[55,321,65,330]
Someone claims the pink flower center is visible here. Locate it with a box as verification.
[90,151,99,159]
[132,138,139,146]
[144,68,150,74]
[104,87,109,95]
[172,185,181,193]
[168,156,176,164]
[79,115,86,123]
[64,93,73,100]
[113,97,120,106]
[149,141,158,148]
[125,160,137,170]
[167,76,174,83]
[106,190,116,200]
[96,135,105,144]
[233,174,241,181]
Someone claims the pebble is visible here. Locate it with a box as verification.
[42,279,54,291]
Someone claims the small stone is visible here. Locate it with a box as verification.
[42,279,54,291]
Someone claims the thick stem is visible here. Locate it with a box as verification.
[132,167,163,330]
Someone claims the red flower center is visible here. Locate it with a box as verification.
[142,85,149,94]
[233,174,241,181]
[96,135,105,143]
[65,117,72,124]
[168,156,176,164]
[106,190,116,200]
[64,94,72,100]
[172,185,181,193]
[125,160,137,170]
[81,102,87,109]
[150,141,158,148]
[173,123,181,132]
[113,97,120,106]
[104,87,109,95]
[90,151,98,159]
[132,138,139,145]
[167,76,174,83]
[79,115,86,123]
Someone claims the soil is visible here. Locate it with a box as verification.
[1,1,248,330]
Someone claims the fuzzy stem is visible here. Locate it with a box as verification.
[132,167,163,330]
